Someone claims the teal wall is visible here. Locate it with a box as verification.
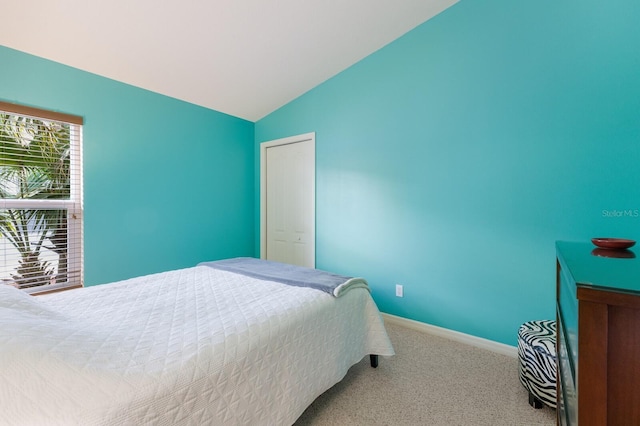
[256,0,640,345]
[0,46,255,286]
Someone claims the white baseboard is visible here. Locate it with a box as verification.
[382,313,518,358]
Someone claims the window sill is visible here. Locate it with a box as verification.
[30,284,83,296]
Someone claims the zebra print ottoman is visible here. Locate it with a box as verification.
[517,320,557,409]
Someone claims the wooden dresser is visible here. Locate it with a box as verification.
[556,241,640,425]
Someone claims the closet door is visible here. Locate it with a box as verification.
[260,133,315,268]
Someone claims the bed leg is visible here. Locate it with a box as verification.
[370,354,379,368]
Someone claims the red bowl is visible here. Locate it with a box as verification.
[591,238,636,250]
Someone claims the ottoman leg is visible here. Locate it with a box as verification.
[528,391,543,409]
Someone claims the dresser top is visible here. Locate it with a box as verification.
[556,241,640,295]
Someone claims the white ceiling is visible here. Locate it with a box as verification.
[1,0,458,122]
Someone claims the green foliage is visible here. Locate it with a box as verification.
[0,113,71,289]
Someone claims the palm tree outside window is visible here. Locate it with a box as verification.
[0,102,83,294]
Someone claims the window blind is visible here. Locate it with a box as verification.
[0,102,83,294]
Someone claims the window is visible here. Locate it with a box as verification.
[0,102,83,294]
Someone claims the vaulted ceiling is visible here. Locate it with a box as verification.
[1,0,458,121]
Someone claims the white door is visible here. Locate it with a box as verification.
[260,133,315,268]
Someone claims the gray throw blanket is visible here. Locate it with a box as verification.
[199,257,369,297]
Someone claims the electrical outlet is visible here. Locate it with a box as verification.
[395,284,403,297]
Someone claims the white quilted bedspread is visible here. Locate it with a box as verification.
[0,265,394,425]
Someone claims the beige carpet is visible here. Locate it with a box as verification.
[294,321,556,425]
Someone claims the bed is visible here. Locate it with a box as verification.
[0,258,394,425]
